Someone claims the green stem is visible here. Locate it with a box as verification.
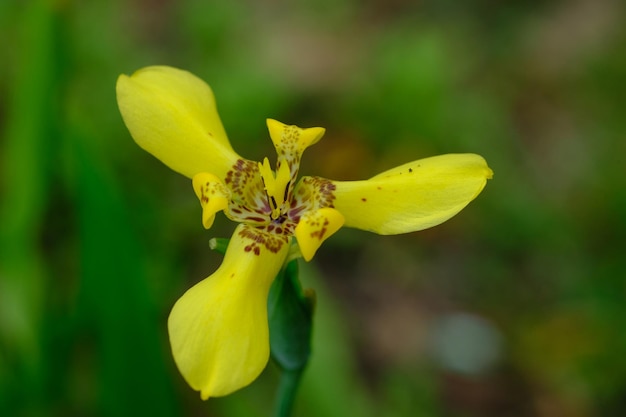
[273,368,304,417]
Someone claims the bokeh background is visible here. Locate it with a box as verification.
[1,0,625,416]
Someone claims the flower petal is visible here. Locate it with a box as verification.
[116,66,240,179]
[193,172,231,229]
[265,119,325,203]
[168,224,291,399]
[295,208,345,261]
[266,119,325,156]
[332,153,493,234]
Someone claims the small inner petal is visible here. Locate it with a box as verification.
[266,119,325,157]
[193,172,231,229]
[294,207,344,262]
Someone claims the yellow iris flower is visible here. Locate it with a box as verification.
[116,66,493,400]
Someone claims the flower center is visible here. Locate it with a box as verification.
[258,157,292,221]
[193,119,343,259]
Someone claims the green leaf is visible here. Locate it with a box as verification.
[268,259,315,417]
[268,260,314,372]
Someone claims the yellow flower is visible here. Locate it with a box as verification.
[116,66,493,400]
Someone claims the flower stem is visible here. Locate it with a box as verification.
[268,257,313,417]
[273,368,304,417]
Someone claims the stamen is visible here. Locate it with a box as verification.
[283,183,290,202]
[258,157,291,220]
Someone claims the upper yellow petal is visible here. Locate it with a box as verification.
[116,66,240,179]
[167,224,291,399]
[266,119,325,155]
[332,153,493,234]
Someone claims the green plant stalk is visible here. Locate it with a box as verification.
[273,368,304,417]
[268,257,314,417]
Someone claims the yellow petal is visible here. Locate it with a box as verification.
[116,66,240,179]
[168,224,291,399]
[192,173,231,229]
[266,119,325,155]
[332,153,493,234]
[295,207,345,261]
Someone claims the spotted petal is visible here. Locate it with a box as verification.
[266,119,325,157]
[116,66,239,179]
[295,207,345,261]
[168,224,291,399]
[331,154,493,234]
[193,172,231,229]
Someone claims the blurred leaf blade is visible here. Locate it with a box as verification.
[0,0,64,413]
[71,132,179,417]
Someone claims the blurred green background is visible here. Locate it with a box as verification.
[1,0,625,416]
